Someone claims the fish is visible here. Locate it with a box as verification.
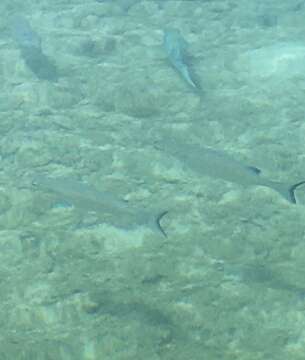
[21,49,58,81]
[163,28,198,90]
[11,15,42,51]
[32,176,167,236]
[10,15,58,81]
[162,138,305,203]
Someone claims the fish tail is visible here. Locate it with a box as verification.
[288,181,305,203]
[180,65,197,89]
[153,211,168,237]
[273,181,305,203]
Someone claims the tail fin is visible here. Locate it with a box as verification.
[153,211,168,238]
[288,181,305,204]
[273,180,305,203]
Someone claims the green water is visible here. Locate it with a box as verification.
[1,0,305,359]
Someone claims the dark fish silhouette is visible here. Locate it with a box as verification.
[11,15,58,81]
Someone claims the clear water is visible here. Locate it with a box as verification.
[1,0,305,359]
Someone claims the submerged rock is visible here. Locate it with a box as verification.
[236,43,305,80]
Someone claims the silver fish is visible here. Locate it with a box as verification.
[32,176,167,236]
[163,138,305,203]
[163,28,198,89]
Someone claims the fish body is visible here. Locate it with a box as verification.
[33,176,167,236]
[10,15,58,81]
[163,28,197,89]
[164,138,305,203]
[22,49,58,81]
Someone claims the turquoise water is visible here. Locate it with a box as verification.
[1,0,305,359]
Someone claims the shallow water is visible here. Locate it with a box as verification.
[237,42,305,79]
[1,0,305,359]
